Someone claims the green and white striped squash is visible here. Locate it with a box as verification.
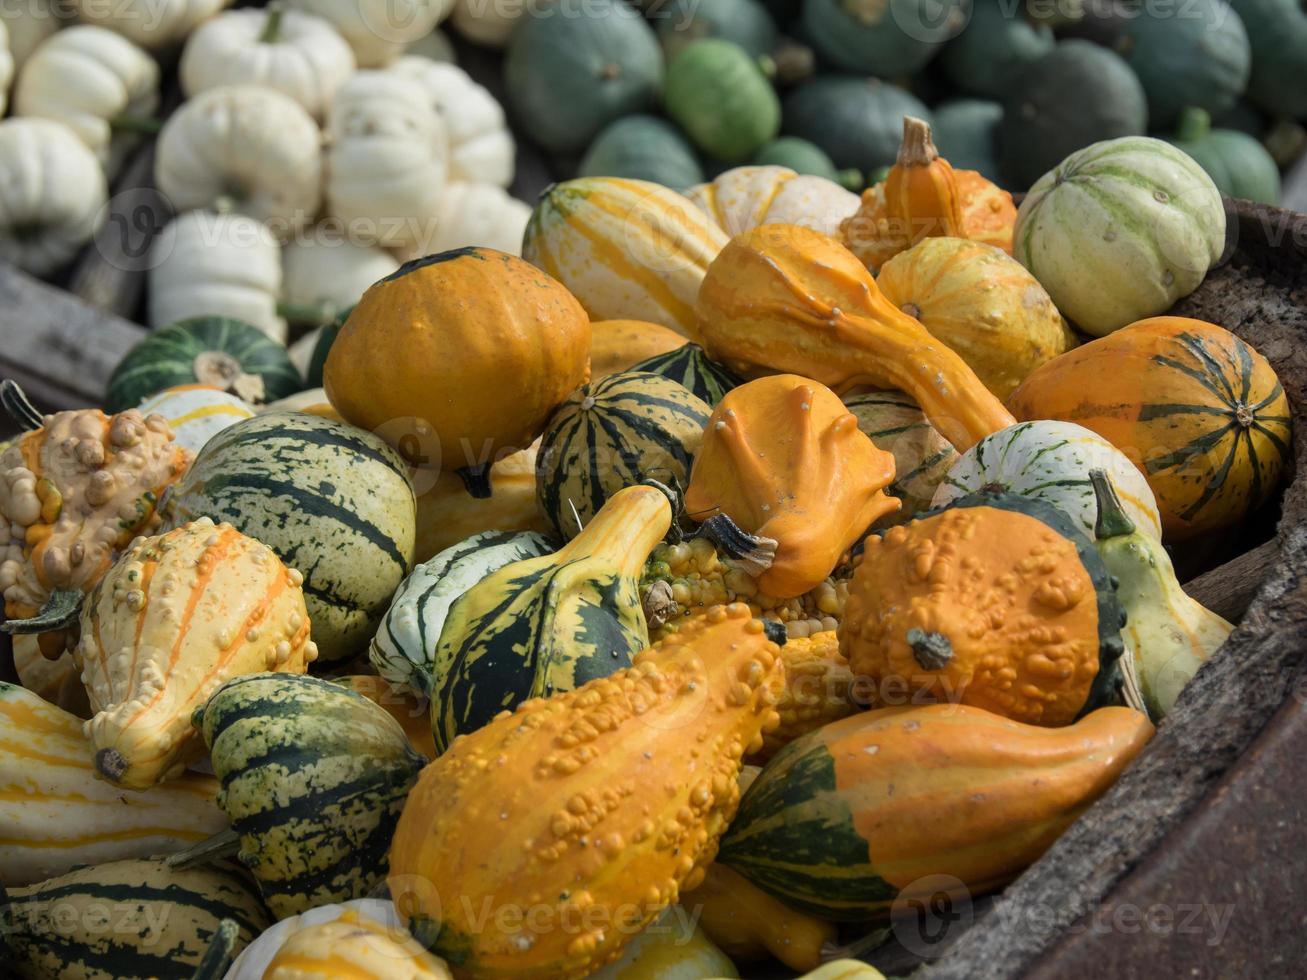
[931,420,1163,541]
[136,384,256,455]
[844,390,959,523]
[369,530,557,695]
[192,673,426,919]
[105,316,301,413]
[160,413,416,663]
[627,343,741,406]
[1,856,270,979]
[536,370,710,540]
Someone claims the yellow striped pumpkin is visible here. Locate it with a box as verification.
[136,383,256,455]
[0,681,228,886]
[522,176,729,338]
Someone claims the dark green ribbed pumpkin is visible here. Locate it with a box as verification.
[1,857,270,979]
[665,39,780,161]
[190,673,426,919]
[801,0,966,76]
[939,0,1054,99]
[579,115,705,191]
[304,306,352,390]
[782,76,931,174]
[656,0,778,61]
[1166,107,1280,204]
[932,98,1004,184]
[160,413,416,663]
[106,316,301,413]
[627,343,741,407]
[1229,0,1307,118]
[536,370,710,539]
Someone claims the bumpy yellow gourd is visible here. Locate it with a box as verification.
[753,630,858,761]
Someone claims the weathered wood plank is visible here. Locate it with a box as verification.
[1182,539,1278,622]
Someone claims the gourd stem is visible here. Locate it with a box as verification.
[1,379,45,431]
[896,116,940,167]
[1175,107,1212,144]
[192,351,267,405]
[692,513,777,577]
[907,627,953,671]
[457,463,493,499]
[0,588,83,634]
[1090,469,1137,540]
[109,114,164,135]
[276,300,338,327]
[259,1,285,43]
[166,828,242,869]
[560,484,673,576]
[191,919,240,980]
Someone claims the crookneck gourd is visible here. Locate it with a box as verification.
[176,673,426,919]
[841,492,1128,727]
[1090,471,1233,718]
[719,702,1153,919]
[685,375,899,598]
[694,223,1016,451]
[388,603,786,979]
[840,116,1016,272]
[76,517,318,790]
[428,484,674,753]
[0,380,192,651]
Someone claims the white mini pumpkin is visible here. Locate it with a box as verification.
[73,0,232,50]
[687,165,862,238]
[450,0,522,48]
[155,84,323,234]
[180,6,355,121]
[396,181,530,261]
[2,1,64,72]
[14,26,160,176]
[149,210,287,340]
[388,56,514,187]
[136,384,257,455]
[0,118,107,276]
[288,0,453,67]
[281,225,399,320]
[0,21,12,116]
[326,71,448,250]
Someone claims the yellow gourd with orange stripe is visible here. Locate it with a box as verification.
[136,384,256,454]
[74,517,318,790]
[523,177,729,338]
[262,912,453,979]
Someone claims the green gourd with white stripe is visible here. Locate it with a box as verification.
[183,673,426,919]
[536,370,710,540]
[160,413,416,662]
[627,344,742,407]
[369,530,557,695]
[843,390,958,523]
[0,856,270,979]
[429,483,672,754]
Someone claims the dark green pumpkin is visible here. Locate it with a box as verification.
[932,98,1005,184]
[1122,0,1251,128]
[536,370,710,539]
[1166,107,1280,204]
[1000,40,1147,189]
[800,0,966,76]
[665,39,780,161]
[1229,0,1307,118]
[303,305,352,390]
[1211,99,1266,137]
[626,343,742,407]
[782,75,932,173]
[579,115,704,191]
[106,316,301,413]
[656,0,778,61]
[939,0,1054,99]
[505,0,663,154]
[753,136,861,189]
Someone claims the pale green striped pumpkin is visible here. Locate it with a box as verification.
[844,390,958,522]
[160,413,416,663]
[536,370,710,539]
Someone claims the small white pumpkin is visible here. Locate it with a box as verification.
[149,210,287,340]
[0,20,12,116]
[73,0,233,50]
[0,118,107,276]
[288,0,453,68]
[687,165,862,238]
[388,56,514,187]
[395,181,530,261]
[931,419,1164,541]
[180,5,355,121]
[450,0,523,48]
[326,70,448,250]
[405,26,456,63]
[2,1,64,72]
[155,84,323,234]
[13,26,160,176]
[281,224,399,320]
[136,384,257,455]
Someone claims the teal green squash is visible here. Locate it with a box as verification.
[369,530,556,695]
[536,370,710,539]
[303,306,352,390]
[932,98,1005,184]
[1,857,270,979]
[1001,40,1148,189]
[106,316,301,413]
[1166,107,1280,204]
[185,673,426,919]
[939,0,1055,99]
[782,76,931,173]
[1229,0,1307,118]
[656,0,778,61]
[1211,99,1265,137]
[160,413,416,663]
[627,343,742,406]
[504,0,663,154]
[579,115,705,191]
[800,0,967,76]
[665,39,780,162]
[753,136,861,189]
[1122,0,1251,128]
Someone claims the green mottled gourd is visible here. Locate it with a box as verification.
[428,483,672,753]
[1089,471,1233,718]
[627,344,742,406]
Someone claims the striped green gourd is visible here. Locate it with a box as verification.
[369,530,557,695]
[105,316,302,413]
[626,343,742,407]
[0,856,270,979]
[843,390,958,523]
[160,413,416,662]
[536,370,710,540]
[430,484,673,754]
[184,673,426,919]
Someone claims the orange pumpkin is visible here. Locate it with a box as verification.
[589,319,686,380]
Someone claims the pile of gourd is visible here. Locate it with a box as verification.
[499,0,1305,206]
[0,113,1295,980]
